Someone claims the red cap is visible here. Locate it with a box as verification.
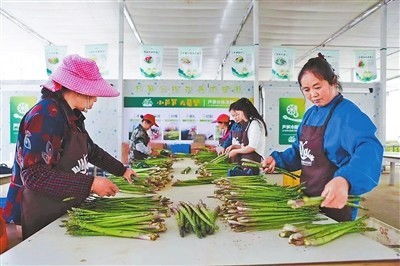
[212,114,230,123]
[142,114,158,127]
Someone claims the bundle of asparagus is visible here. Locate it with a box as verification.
[241,158,301,180]
[174,201,219,238]
[180,166,192,174]
[192,151,217,164]
[288,196,367,210]
[142,157,174,169]
[214,176,322,232]
[62,195,171,240]
[196,154,235,177]
[109,164,173,193]
[279,216,375,246]
[172,177,217,187]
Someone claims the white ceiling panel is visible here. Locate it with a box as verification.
[0,0,398,80]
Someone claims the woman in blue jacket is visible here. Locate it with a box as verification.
[262,53,383,221]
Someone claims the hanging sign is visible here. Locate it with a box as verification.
[9,96,37,143]
[279,98,305,145]
[318,50,340,74]
[85,44,109,75]
[229,46,254,79]
[139,45,163,78]
[272,47,295,81]
[354,50,377,82]
[44,45,67,76]
[178,47,202,79]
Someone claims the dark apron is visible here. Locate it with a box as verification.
[133,127,150,161]
[229,121,248,163]
[241,120,263,163]
[21,103,90,239]
[299,95,352,221]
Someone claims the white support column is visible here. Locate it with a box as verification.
[253,0,260,112]
[379,3,387,144]
[117,0,124,160]
[221,65,224,80]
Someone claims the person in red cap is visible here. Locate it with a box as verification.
[128,114,159,163]
[212,114,233,155]
[3,54,136,239]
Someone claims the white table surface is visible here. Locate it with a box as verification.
[0,174,12,179]
[1,158,399,265]
[384,152,400,160]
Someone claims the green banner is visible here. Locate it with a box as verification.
[10,96,37,143]
[124,97,243,108]
[279,98,305,145]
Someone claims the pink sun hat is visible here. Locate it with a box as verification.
[42,54,119,97]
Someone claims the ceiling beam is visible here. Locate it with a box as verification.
[0,8,53,45]
[282,44,400,50]
[123,4,143,45]
[215,0,254,79]
[295,0,395,64]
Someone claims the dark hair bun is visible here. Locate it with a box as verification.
[317,52,325,60]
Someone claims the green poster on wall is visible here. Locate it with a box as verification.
[10,96,37,143]
[279,98,305,145]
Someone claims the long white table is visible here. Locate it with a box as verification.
[1,159,399,265]
[384,152,400,186]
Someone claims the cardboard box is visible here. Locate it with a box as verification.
[193,134,206,144]
[191,142,205,154]
[149,142,166,156]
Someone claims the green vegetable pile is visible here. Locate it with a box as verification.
[174,201,219,238]
[62,195,171,240]
[279,216,375,246]
[172,177,217,187]
[192,151,217,164]
[196,154,235,177]
[214,176,322,231]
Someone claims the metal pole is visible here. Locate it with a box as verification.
[296,0,394,64]
[253,0,260,111]
[221,65,224,80]
[379,3,387,144]
[117,0,124,161]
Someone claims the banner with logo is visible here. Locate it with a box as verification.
[229,46,254,79]
[354,50,377,82]
[44,45,67,76]
[85,44,109,75]
[123,80,253,143]
[139,45,163,78]
[318,50,340,74]
[272,47,295,81]
[178,47,202,79]
[9,96,37,143]
[279,98,305,145]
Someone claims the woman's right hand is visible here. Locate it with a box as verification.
[225,145,240,154]
[224,145,233,154]
[215,146,225,155]
[91,176,119,197]
[262,156,276,173]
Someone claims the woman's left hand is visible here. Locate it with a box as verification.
[123,168,137,184]
[320,176,349,209]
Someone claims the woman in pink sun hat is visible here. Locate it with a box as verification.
[3,54,136,239]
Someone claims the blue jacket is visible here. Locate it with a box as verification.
[221,122,242,149]
[271,94,383,196]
